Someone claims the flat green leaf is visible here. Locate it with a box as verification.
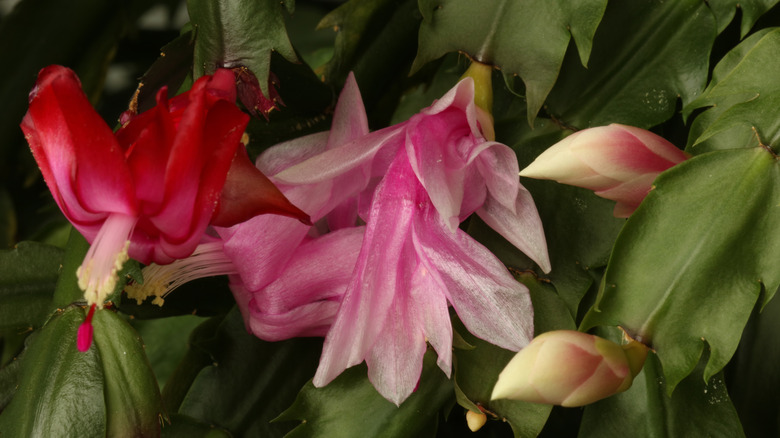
[317,0,399,86]
[316,0,422,126]
[706,0,780,35]
[545,0,715,129]
[134,31,196,114]
[160,315,224,414]
[0,307,106,437]
[451,275,575,437]
[176,308,324,437]
[581,147,780,394]
[277,350,453,438]
[187,0,298,96]
[579,351,744,437]
[0,0,154,182]
[0,349,23,411]
[0,241,62,329]
[685,29,780,153]
[412,0,607,125]
[452,313,554,438]
[92,309,164,437]
[484,96,624,317]
[727,284,780,437]
[50,228,90,310]
[0,186,15,248]
[132,315,206,389]
[162,413,231,438]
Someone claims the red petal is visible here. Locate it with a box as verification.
[212,147,311,227]
[21,66,136,223]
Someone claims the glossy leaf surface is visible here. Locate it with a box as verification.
[580,351,744,437]
[278,350,454,437]
[582,146,780,393]
[413,0,607,124]
[0,242,62,330]
[546,0,715,129]
[188,0,297,96]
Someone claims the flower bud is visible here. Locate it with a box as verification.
[491,330,648,407]
[466,410,487,432]
[519,124,688,217]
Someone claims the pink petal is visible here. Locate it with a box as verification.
[573,126,682,180]
[594,173,658,218]
[248,299,341,340]
[313,153,418,389]
[257,74,371,181]
[422,77,482,138]
[413,206,534,352]
[257,132,330,176]
[409,263,453,376]
[252,227,364,314]
[273,126,404,185]
[327,72,370,150]
[472,142,521,213]
[614,124,688,164]
[365,288,427,406]
[405,108,471,231]
[217,213,311,291]
[476,189,551,273]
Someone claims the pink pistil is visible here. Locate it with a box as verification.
[77,303,96,352]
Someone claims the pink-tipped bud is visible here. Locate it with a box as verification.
[491,330,648,407]
[520,124,688,217]
[77,304,97,352]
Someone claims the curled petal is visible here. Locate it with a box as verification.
[313,155,418,390]
[409,263,453,376]
[413,206,534,352]
[476,190,551,273]
[212,147,310,227]
[365,290,427,406]
[21,65,136,226]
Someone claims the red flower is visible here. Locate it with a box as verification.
[21,65,307,309]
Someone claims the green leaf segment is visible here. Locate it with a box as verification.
[582,146,780,394]
[413,0,607,125]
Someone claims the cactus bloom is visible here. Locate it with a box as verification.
[491,330,648,407]
[519,124,688,217]
[308,75,550,406]
[21,65,307,312]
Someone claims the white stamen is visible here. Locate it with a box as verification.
[125,241,237,306]
[77,213,138,308]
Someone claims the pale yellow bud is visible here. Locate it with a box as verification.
[491,330,648,407]
[466,410,487,432]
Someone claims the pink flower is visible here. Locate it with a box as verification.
[520,124,688,217]
[229,226,365,340]
[129,73,374,337]
[218,73,377,340]
[491,330,648,407]
[21,65,307,309]
[135,73,550,405]
[269,76,550,404]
